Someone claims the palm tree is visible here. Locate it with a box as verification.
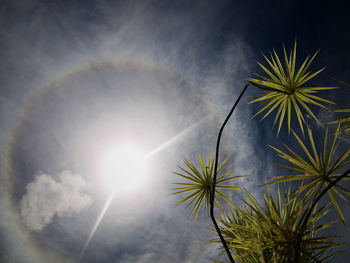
[213,188,341,263]
[248,42,336,134]
[267,126,350,221]
[171,154,241,221]
[171,43,349,263]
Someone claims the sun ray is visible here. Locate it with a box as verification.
[79,191,116,261]
[145,115,211,159]
[78,116,210,260]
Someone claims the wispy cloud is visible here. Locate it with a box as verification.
[20,171,92,232]
[0,1,263,262]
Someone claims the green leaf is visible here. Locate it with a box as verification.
[269,128,350,221]
[249,43,336,134]
[172,154,240,221]
[212,187,340,263]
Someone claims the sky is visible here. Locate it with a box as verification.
[0,0,350,262]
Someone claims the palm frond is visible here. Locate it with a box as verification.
[171,153,241,221]
[248,42,337,134]
[211,188,341,263]
[267,126,350,221]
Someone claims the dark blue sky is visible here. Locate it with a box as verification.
[1,0,350,262]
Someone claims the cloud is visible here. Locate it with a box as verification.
[20,170,92,232]
[0,1,264,262]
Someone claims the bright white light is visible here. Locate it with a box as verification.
[99,143,147,193]
[80,119,208,261]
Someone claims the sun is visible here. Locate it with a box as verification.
[99,142,147,193]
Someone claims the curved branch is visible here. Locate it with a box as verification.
[210,84,249,263]
[294,167,350,262]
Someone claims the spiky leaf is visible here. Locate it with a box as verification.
[212,188,341,263]
[248,42,337,134]
[172,154,241,221]
[267,126,350,221]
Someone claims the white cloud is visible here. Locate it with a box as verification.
[20,171,92,232]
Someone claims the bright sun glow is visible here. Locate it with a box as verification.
[99,142,147,193]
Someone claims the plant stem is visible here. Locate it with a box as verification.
[210,84,249,263]
[294,167,350,262]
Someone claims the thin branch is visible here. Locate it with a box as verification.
[210,84,249,263]
[294,167,350,262]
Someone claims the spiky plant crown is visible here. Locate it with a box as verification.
[248,42,336,134]
[212,188,341,263]
[171,154,241,221]
[267,126,350,221]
